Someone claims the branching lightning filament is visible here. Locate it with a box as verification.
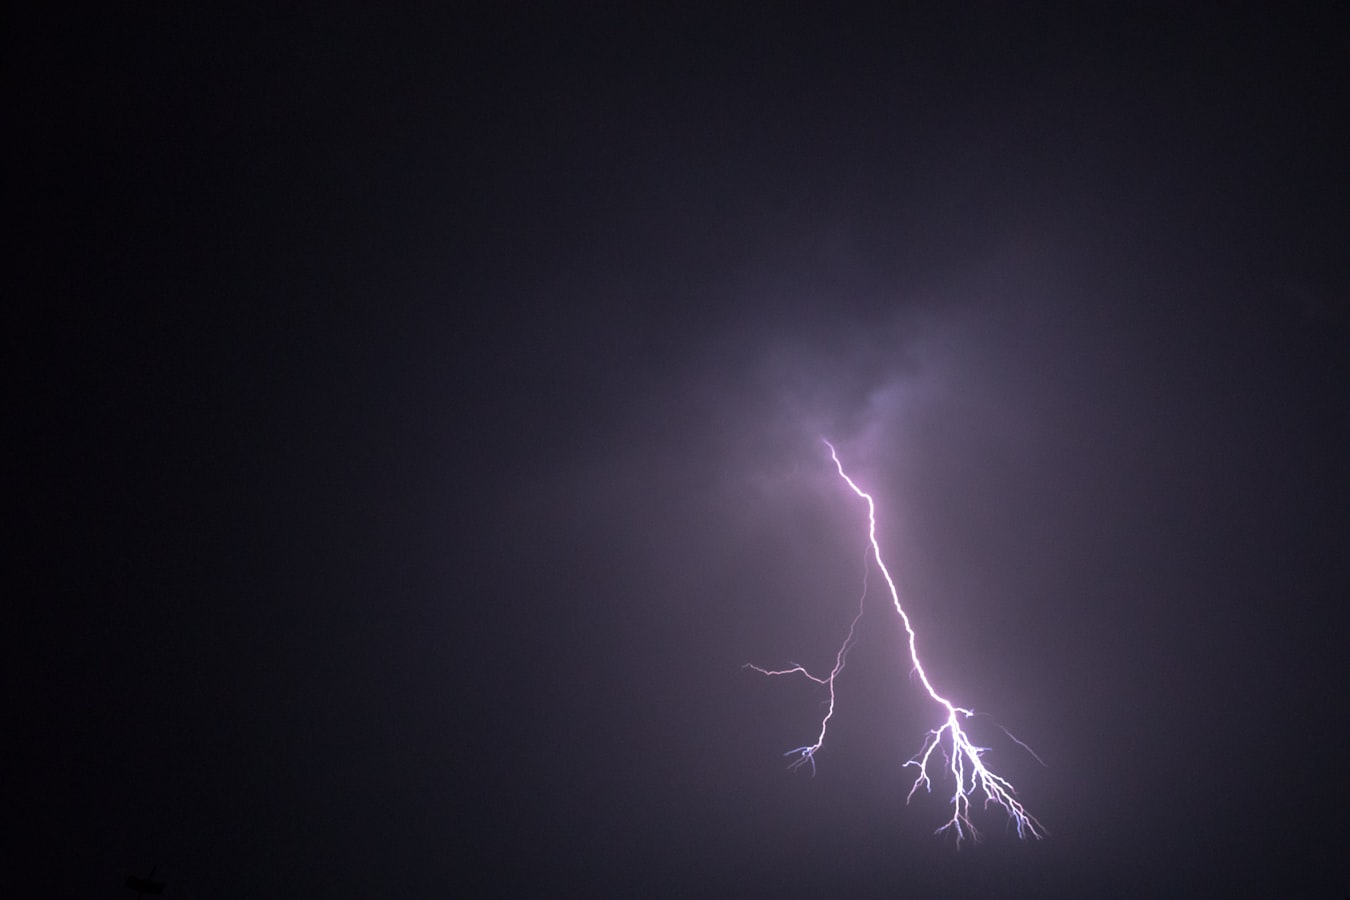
[746,440,1045,845]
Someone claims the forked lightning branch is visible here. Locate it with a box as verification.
[746,441,1045,845]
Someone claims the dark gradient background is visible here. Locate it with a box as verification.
[13,5,1349,898]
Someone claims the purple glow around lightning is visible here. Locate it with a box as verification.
[746,440,1045,845]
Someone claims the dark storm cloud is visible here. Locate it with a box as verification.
[16,3,1349,897]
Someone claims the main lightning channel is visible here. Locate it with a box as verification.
[747,440,1045,845]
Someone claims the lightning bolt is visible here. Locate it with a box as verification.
[746,440,1045,845]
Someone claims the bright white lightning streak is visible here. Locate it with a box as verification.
[747,440,1045,845]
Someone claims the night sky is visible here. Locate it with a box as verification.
[14,5,1350,898]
